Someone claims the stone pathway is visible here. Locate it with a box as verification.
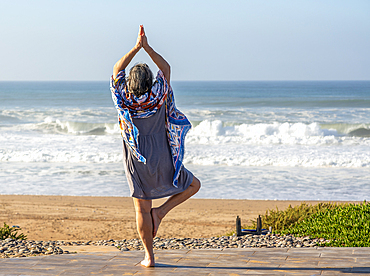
[1,247,370,275]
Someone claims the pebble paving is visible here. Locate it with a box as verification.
[1,246,370,275]
[0,234,330,258]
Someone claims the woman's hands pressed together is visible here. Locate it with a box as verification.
[135,25,144,49]
[135,25,150,50]
[113,25,170,83]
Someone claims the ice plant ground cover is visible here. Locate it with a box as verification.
[254,201,370,247]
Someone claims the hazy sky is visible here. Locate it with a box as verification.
[1,0,369,81]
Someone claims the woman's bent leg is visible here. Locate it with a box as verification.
[132,198,155,267]
[151,176,201,237]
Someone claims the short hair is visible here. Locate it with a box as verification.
[127,63,153,97]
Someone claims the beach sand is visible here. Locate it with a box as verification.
[0,195,359,241]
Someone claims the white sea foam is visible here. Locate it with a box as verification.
[1,163,369,200]
[1,117,119,135]
[1,128,370,168]
[40,117,119,135]
[187,120,370,146]
[0,132,123,163]
[183,107,370,125]
[183,144,370,168]
[1,117,370,168]
[0,108,116,124]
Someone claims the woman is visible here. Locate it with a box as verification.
[110,25,201,267]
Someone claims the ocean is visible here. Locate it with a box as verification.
[0,80,369,200]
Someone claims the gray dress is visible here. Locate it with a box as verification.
[122,105,193,199]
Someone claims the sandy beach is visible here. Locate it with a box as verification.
[0,195,359,241]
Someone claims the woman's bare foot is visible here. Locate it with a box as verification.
[151,208,163,238]
[140,257,155,267]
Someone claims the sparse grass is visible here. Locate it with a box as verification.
[227,202,338,236]
[254,202,340,232]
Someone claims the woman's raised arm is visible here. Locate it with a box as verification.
[112,26,143,79]
[141,27,171,84]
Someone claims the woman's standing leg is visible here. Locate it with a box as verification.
[132,198,155,267]
[151,176,201,237]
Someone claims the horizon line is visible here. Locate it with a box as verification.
[1,79,370,82]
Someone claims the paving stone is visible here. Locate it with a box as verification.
[218,253,255,259]
[207,261,251,268]
[153,252,190,258]
[251,251,290,257]
[171,262,215,270]
[0,246,370,275]
[174,267,249,274]
[280,261,319,267]
[248,248,289,252]
[353,247,370,253]
[286,256,321,262]
[320,252,359,258]
[321,268,353,275]
[60,245,120,253]
[348,253,370,259]
[135,271,203,276]
[247,256,288,261]
[318,261,356,268]
[208,273,247,276]
[244,270,287,275]
[0,268,55,275]
[58,269,104,275]
[269,268,322,275]
[97,270,137,275]
[244,260,282,268]
[133,264,179,275]
[286,252,321,257]
[214,256,249,263]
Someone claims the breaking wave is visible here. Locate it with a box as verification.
[187,120,370,145]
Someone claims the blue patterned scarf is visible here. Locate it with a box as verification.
[110,70,191,188]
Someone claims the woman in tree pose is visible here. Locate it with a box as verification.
[110,25,201,267]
